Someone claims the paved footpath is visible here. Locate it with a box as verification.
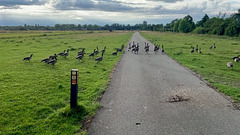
[88,32,240,135]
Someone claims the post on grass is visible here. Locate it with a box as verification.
[70,69,78,108]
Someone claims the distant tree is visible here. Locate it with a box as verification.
[178,19,190,33]
[173,19,181,32]
[203,17,223,34]
[102,24,110,30]
[183,15,195,32]
[143,21,147,25]
[164,23,171,31]
[69,24,76,30]
[218,18,233,35]
[164,19,178,32]
[156,24,164,31]
[126,24,131,30]
[93,24,101,30]
[147,24,153,31]
[142,21,148,30]
[225,21,238,36]
[82,24,87,30]
[232,9,240,36]
[192,27,206,34]
[87,24,93,30]
[196,14,209,27]
[77,24,82,30]
[152,24,156,31]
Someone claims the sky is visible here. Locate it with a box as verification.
[0,0,239,26]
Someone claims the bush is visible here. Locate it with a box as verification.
[225,22,238,37]
[193,27,206,34]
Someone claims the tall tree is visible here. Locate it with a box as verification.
[178,19,190,33]
[173,19,181,32]
[196,14,209,27]
[203,17,223,35]
[232,9,240,36]
[225,21,238,36]
[183,15,195,32]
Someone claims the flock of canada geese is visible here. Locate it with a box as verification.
[127,41,164,54]
[189,43,239,68]
[22,40,162,66]
[23,41,239,68]
[22,45,125,65]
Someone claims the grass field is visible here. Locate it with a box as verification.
[0,31,133,134]
[141,31,240,104]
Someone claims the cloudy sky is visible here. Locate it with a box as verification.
[0,0,239,26]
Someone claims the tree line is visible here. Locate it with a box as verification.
[0,23,164,31]
[166,9,240,37]
[0,9,239,37]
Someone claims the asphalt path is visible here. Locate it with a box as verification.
[88,32,240,135]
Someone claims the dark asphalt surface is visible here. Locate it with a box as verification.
[88,32,240,135]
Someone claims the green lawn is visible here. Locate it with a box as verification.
[0,31,133,134]
[141,31,240,103]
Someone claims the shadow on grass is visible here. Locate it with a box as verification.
[61,105,87,120]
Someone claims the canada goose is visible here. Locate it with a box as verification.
[145,43,150,54]
[78,48,85,55]
[131,47,136,53]
[227,62,233,68]
[76,53,84,61]
[41,56,51,64]
[132,44,136,49]
[101,46,106,53]
[234,58,239,62]
[47,58,57,66]
[195,44,198,51]
[213,43,216,49]
[154,44,159,54]
[191,47,194,53]
[209,46,213,49]
[118,48,123,52]
[89,49,95,57]
[144,43,148,49]
[49,54,57,60]
[198,48,201,54]
[63,49,69,58]
[128,43,131,51]
[23,54,33,62]
[112,49,118,56]
[161,45,164,53]
[132,41,136,48]
[232,55,239,60]
[134,44,139,54]
[58,50,66,56]
[95,46,99,55]
[95,52,104,64]
[121,44,124,50]
[118,44,124,52]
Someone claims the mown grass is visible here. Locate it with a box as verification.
[141,31,240,104]
[0,31,133,134]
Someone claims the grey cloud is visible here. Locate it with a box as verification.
[53,0,137,12]
[53,0,95,10]
[97,1,134,11]
[151,2,207,15]
[0,0,46,6]
[146,0,184,3]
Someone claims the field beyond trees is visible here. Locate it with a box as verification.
[141,31,240,104]
[0,31,133,134]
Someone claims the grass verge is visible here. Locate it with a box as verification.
[0,31,133,134]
